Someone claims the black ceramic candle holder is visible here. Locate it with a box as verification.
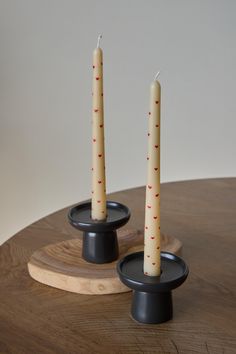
[68,201,130,264]
[117,251,189,324]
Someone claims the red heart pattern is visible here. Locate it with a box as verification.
[91,51,106,222]
[144,88,161,275]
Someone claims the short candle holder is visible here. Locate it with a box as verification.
[117,251,189,324]
[68,201,130,264]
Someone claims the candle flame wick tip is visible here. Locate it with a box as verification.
[154,71,160,80]
[97,34,102,48]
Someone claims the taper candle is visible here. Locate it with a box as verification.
[143,72,161,276]
[91,35,107,220]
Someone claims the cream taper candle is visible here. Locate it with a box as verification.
[91,35,107,220]
[143,72,161,276]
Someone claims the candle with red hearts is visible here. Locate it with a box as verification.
[91,36,107,220]
[143,73,161,276]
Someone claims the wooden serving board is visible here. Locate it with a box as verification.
[28,229,182,295]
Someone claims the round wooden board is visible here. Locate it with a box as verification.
[28,229,182,295]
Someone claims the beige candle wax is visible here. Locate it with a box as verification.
[143,73,161,276]
[91,35,107,220]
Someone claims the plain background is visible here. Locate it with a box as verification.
[0,0,235,244]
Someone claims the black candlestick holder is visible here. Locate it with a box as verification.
[117,251,189,324]
[68,201,130,264]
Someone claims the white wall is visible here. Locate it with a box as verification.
[0,0,235,244]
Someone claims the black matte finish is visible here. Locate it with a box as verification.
[82,231,118,264]
[68,201,130,264]
[117,251,189,324]
[131,290,173,324]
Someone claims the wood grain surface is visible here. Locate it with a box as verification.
[0,178,236,354]
[27,229,182,295]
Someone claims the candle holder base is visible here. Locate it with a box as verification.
[68,201,130,264]
[117,251,189,324]
[27,230,182,295]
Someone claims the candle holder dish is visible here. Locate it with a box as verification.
[68,201,130,264]
[117,251,189,324]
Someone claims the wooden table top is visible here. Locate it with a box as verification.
[0,178,236,354]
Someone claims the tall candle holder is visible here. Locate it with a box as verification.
[117,251,188,324]
[68,201,130,264]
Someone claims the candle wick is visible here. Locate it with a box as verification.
[97,34,102,48]
[154,71,160,80]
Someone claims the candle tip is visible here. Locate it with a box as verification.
[97,34,102,48]
[154,71,160,80]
